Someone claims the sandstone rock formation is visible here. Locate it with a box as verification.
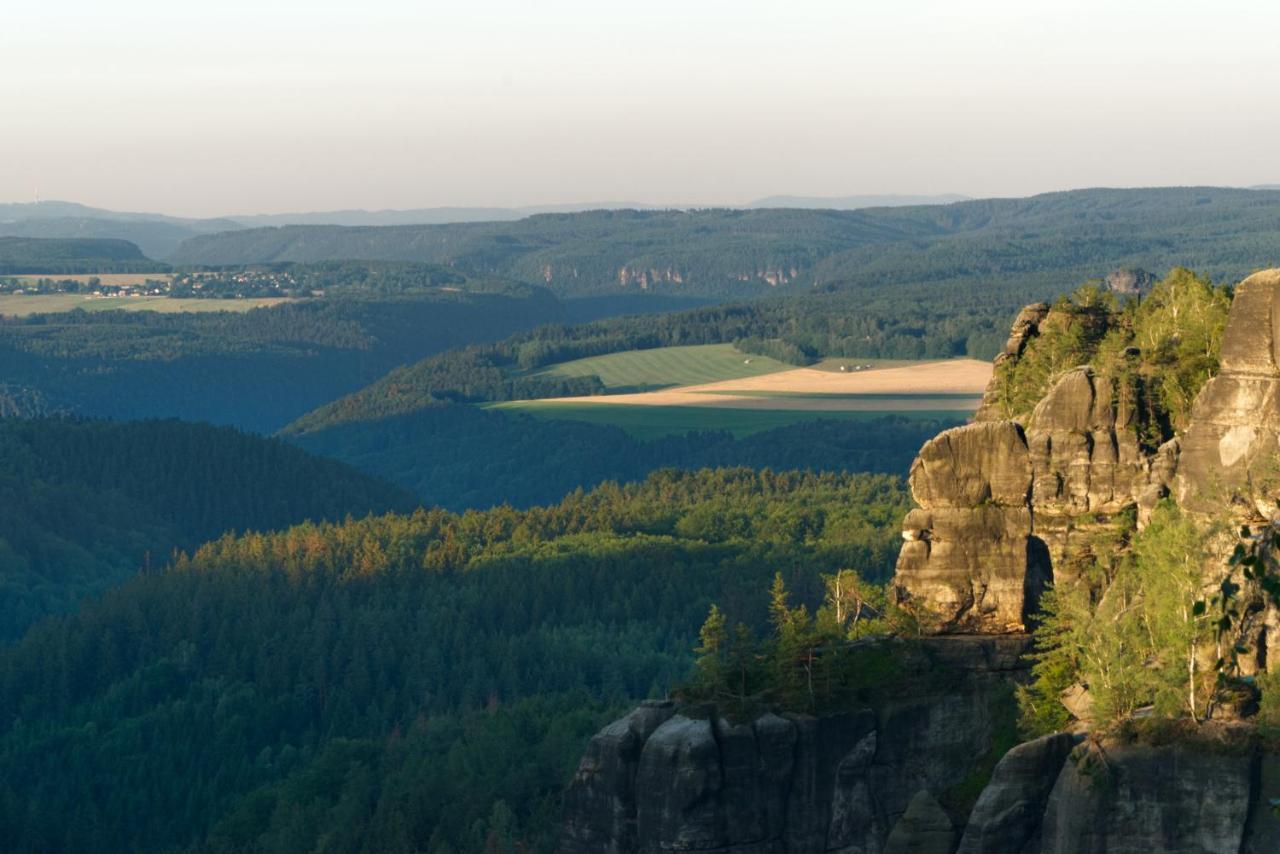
[562,715,1280,853]
[560,271,1280,853]
[897,273,1280,629]
[973,303,1049,422]
[955,732,1079,853]
[895,422,1046,633]
[1039,741,1260,853]
[1105,267,1156,296]
[1176,269,1280,517]
[558,637,1026,854]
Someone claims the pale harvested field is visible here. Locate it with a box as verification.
[0,294,294,316]
[7,273,174,286]
[529,358,992,412]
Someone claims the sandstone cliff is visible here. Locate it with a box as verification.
[558,637,1027,854]
[559,271,1280,853]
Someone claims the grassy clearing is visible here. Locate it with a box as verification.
[488,401,963,439]
[530,343,793,391]
[0,294,294,317]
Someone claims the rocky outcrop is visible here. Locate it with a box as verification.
[897,271,1280,645]
[564,713,1280,854]
[1176,270,1280,517]
[561,271,1280,853]
[894,422,1047,632]
[1105,267,1156,296]
[974,303,1049,422]
[896,353,1165,628]
[955,732,1079,853]
[1039,740,1259,853]
[558,638,1025,854]
[559,700,678,853]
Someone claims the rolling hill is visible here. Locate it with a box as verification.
[0,236,162,274]
[0,417,414,639]
[0,275,566,433]
[169,187,1280,299]
[0,201,241,258]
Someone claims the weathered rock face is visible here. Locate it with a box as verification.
[896,353,1166,629]
[565,714,1280,854]
[955,732,1079,854]
[894,422,1048,632]
[1177,270,1280,517]
[1023,367,1147,585]
[974,303,1050,422]
[558,700,677,854]
[1105,267,1156,296]
[1039,741,1260,854]
[558,638,1026,854]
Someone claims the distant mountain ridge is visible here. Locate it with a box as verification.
[0,201,240,258]
[168,187,1280,299]
[0,194,969,258]
[0,236,161,273]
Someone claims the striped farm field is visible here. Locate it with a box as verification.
[529,343,793,391]
[495,356,992,438]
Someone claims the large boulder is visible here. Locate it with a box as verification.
[955,732,1079,853]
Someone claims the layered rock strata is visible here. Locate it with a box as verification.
[558,638,1026,854]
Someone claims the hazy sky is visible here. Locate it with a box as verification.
[4,0,1279,217]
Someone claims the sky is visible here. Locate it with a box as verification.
[4,0,1279,217]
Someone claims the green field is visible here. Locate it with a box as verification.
[488,401,963,439]
[529,343,793,391]
[0,294,295,317]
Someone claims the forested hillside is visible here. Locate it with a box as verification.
[0,237,163,274]
[0,469,909,853]
[0,281,565,432]
[0,418,413,639]
[171,188,1280,299]
[292,404,954,508]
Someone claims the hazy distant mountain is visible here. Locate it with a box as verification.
[229,197,971,227]
[0,196,973,257]
[0,201,240,258]
[747,193,970,208]
[1249,184,1280,190]
[170,187,1280,301]
[228,202,662,228]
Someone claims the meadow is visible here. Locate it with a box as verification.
[529,343,793,390]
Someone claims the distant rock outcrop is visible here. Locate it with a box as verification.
[1105,267,1156,296]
